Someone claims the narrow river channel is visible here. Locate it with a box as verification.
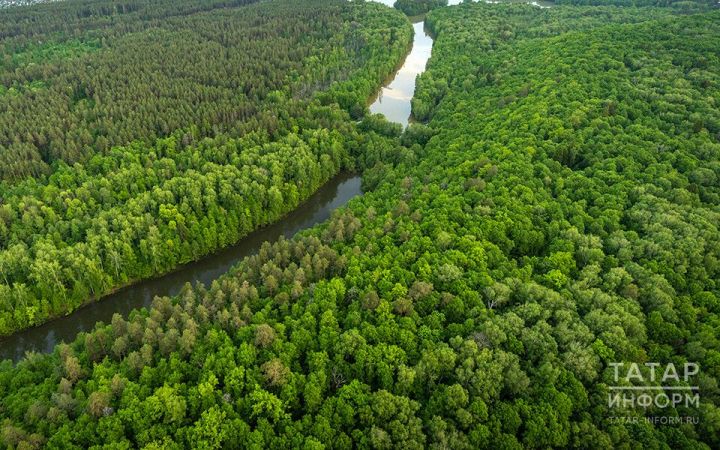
[368,18,431,127]
[0,1,436,363]
[1,0,551,362]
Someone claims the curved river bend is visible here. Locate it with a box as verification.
[1,0,552,362]
[0,3,433,363]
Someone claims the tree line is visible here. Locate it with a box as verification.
[393,0,449,16]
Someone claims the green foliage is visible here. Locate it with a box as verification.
[0,1,718,449]
[1,39,100,71]
[0,0,411,180]
[553,0,715,10]
[394,0,449,16]
[0,0,411,335]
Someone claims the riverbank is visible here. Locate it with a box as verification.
[0,174,362,361]
[0,1,428,362]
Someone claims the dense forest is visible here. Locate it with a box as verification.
[0,0,409,180]
[0,0,719,448]
[0,0,411,335]
[393,0,448,16]
[0,0,56,8]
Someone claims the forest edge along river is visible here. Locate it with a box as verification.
[368,18,431,127]
[0,175,363,361]
[0,0,551,362]
[0,1,430,362]
[367,0,553,126]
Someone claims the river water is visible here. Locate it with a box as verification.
[368,18,431,127]
[1,0,551,362]
[0,175,362,361]
[367,0,551,126]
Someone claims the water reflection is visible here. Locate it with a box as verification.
[368,19,432,127]
[371,0,464,6]
[1,0,556,363]
[371,0,550,7]
[368,0,550,127]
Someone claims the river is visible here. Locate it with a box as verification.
[0,175,362,361]
[1,0,551,362]
[368,18,431,127]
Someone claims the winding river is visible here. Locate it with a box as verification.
[0,0,551,362]
[0,2,434,363]
[367,0,554,126]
